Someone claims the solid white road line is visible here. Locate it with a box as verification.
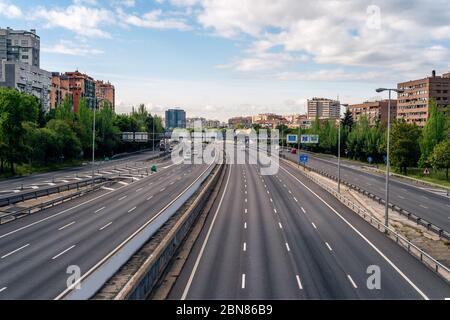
[243,242,247,252]
[118,196,127,201]
[181,165,232,300]
[311,222,317,229]
[52,245,75,260]
[0,287,6,293]
[285,243,291,252]
[325,242,333,251]
[280,164,430,300]
[58,221,76,231]
[128,206,137,213]
[1,244,30,259]
[347,275,358,288]
[95,206,105,213]
[296,275,303,290]
[99,222,113,231]
[241,274,246,289]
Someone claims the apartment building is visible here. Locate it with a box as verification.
[397,70,450,126]
[96,80,115,111]
[228,116,253,129]
[252,113,287,128]
[0,60,51,110]
[0,27,40,67]
[0,28,52,110]
[50,72,71,109]
[64,71,96,112]
[307,98,341,120]
[348,100,397,126]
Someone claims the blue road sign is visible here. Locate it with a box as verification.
[299,154,308,163]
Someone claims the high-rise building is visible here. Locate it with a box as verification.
[0,60,51,110]
[50,72,71,109]
[307,98,341,120]
[348,100,397,126]
[165,108,186,129]
[96,80,115,111]
[0,28,51,110]
[397,70,450,126]
[0,27,40,67]
[64,71,96,112]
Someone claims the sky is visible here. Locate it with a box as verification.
[1,0,450,121]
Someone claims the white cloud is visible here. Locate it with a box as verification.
[118,9,192,31]
[42,40,104,56]
[33,4,113,38]
[0,0,22,18]
[173,0,450,78]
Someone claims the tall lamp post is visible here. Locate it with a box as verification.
[375,88,404,230]
[91,105,96,189]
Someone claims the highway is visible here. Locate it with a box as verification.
[281,150,450,232]
[169,151,450,299]
[0,155,211,299]
[0,150,162,197]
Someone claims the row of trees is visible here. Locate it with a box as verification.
[277,100,450,179]
[0,88,164,175]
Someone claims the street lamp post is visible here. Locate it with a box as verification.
[338,104,349,194]
[338,116,341,193]
[375,88,404,231]
[92,105,96,189]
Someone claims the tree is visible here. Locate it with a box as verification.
[46,119,82,160]
[76,98,93,157]
[389,121,421,175]
[0,88,39,174]
[341,109,354,131]
[419,100,445,167]
[428,139,450,180]
[96,102,119,157]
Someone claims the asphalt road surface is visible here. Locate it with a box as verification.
[0,150,163,198]
[0,156,210,299]
[282,150,450,233]
[169,152,450,299]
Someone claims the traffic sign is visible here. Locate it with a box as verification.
[299,154,309,163]
[286,134,297,144]
[300,135,319,144]
[367,156,373,164]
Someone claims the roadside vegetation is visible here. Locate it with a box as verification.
[0,88,164,177]
[277,100,450,184]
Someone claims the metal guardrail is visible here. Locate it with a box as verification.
[116,162,225,300]
[281,156,450,282]
[281,153,450,241]
[0,177,108,208]
[0,152,171,208]
[55,158,218,300]
[0,180,114,224]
